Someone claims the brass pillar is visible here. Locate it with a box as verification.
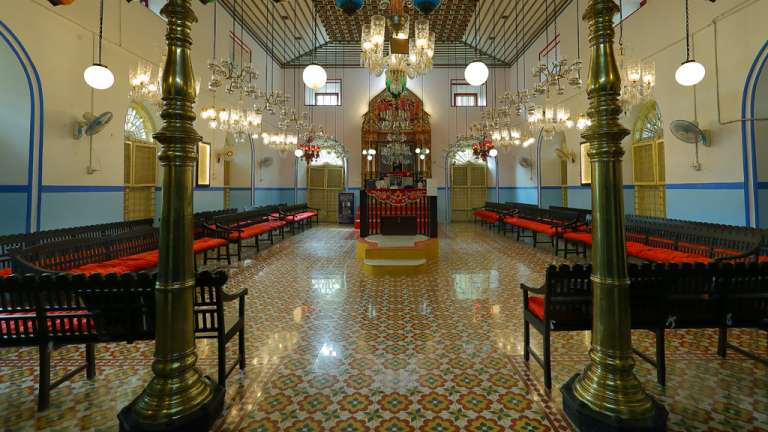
[118,1,223,430]
[560,0,667,430]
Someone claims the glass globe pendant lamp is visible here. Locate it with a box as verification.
[675,0,705,87]
[465,60,489,86]
[84,0,114,90]
[675,60,705,87]
[303,64,327,90]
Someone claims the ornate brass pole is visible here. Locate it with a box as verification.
[560,1,667,430]
[118,1,224,430]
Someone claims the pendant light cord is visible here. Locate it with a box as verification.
[98,0,104,64]
[575,0,579,60]
[684,0,691,61]
[213,1,217,59]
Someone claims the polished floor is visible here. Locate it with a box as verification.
[0,224,766,431]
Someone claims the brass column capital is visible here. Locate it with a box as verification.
[119,1,223,430]
[561,0,668,430]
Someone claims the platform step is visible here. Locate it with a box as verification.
[363,259,427,267]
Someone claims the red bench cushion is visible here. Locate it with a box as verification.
[473,210,499,222]
[0,310,95,337]
[527,296,544,320]
[626,243,711,264]
[564,231,593,245]
[0,268,11,277]
[193,237,228,253]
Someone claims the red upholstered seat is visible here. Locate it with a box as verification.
[0,268,11,276]
[229,223,270,240]
[193,237,228,253]
[473,210,499,222]
[514,219,555,236]
[760,256,768,263]
[503,215,519,225]
[0,311,94,337]
[564,231,593,245]
[70,250,159,275]
[71,263,132,275]
[626,242,711,264]
[527,296,544,320]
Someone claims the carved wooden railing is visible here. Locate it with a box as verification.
[360,189,438,238]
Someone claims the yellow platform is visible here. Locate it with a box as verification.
[357,235,439,276]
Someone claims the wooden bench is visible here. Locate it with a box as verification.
[520,262,767,390]
[472,202,511,228]
[214,208,287,260]
[278,203,320,232]
[0,219,154,276]
[0,269,246,411]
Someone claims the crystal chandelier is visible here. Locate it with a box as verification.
[619,61,655,114]
[129,61,162,105]
[200,104,263,138]
[360,1,436,95]
[531,58,583,99]
[380,130,412,166]
[527,105,574,140]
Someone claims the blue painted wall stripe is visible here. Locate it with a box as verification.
[0,185,29,193]
[0,21,34,233]
[664,182,744,190]
[41,185,124,193]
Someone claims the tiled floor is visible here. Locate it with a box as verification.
[1,224,766,431]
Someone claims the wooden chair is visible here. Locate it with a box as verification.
[193,270,248,385]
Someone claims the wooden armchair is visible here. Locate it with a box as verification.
[193,270,248,385]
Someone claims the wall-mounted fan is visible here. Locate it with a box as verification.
[554,147,576,164]
[217,146,235,163]
[670,119,711,171]
[258,157,274,182]
[519,156,533,169]
[73,112,113,139]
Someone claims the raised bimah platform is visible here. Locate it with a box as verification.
[358,188,439,275]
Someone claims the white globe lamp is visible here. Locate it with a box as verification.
[464,61,489,86]
[675,60,705,87]
[294,148,305,158]
[84,64,114,90]
[303,64,327,90]
[488,148,498,158]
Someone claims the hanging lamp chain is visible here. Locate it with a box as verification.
[98,0,104,64]
[685,0,691,61]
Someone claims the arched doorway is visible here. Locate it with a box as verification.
[123,102,157,221]
[751,49,768,228]
[450,149,487,222]
[307,150,345,223]
[0,21,43,234]
[632,100,666,217]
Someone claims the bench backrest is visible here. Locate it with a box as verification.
[544,264,592,329]
[0,272,156,345]
[0,219,153,271]
[719,262,768,328]
[10,227,159,274]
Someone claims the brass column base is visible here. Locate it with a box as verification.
[562,375,668,432]
[117,378,224,432]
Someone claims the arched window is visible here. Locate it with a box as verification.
[453,149,482,165]
[631,100,666,217]
[124,104,153,142]
[124,103,157,221]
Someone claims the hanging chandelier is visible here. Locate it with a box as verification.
[129,61,162,106]
[200,104,263,138]
[471,138,496,162]
[531,58,582,99]
[360,1,436,96]
[619,61,656,112]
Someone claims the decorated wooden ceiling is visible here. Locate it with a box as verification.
[217,0,572,67]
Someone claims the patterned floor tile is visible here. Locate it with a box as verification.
[0,224,765,431]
